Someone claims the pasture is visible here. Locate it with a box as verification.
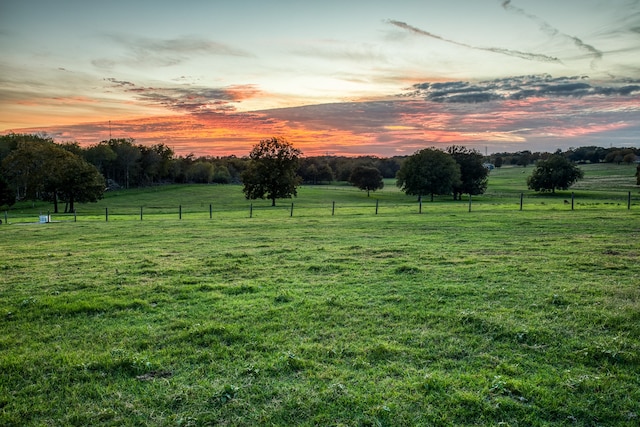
[1,164,639,426]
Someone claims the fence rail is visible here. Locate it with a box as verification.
[2,191,638,225]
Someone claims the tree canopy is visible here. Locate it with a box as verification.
[396,148,461,201]
[527,153,584,193]
[242,137,302,206]
[0,135,104,212]
[446,146,489,200]
[349,165,384,197]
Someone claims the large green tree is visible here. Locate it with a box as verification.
[396,148,461,202]
[54,154,105,213]
[1,136,104,212]
[446,146,489,200]
[242,137,302,206]
[527,153,584,193]
[349,165,384,197]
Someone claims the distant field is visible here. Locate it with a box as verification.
[3,163,638,223]
[1,163,639,426]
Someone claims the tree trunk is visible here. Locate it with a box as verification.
[271,198,276,207]
[430,193,434,202]
[69,195,75,213]
[53,191,59,213]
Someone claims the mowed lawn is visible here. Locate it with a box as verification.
[1,164,639,426]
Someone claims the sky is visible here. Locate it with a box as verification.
[1,0,639,157]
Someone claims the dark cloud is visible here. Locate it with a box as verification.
[104,78,135,87]
[501,0,603,69]
[387,19,562,63]
[407,75,640,103]
[104,78,261,113]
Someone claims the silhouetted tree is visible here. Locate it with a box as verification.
[242,137,302,206]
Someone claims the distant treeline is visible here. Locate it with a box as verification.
[1,133,638,192]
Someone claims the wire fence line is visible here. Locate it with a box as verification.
[2,191,637,225]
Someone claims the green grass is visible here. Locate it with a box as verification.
[1,164,640,426]
[4,163,639,223]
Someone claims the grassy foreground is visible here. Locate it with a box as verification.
[2,207,639,426]
[1,164,639,425]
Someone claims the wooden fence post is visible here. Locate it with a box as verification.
[74,209,77,222]
[140,206,143,221]
[520,193,523,211]
[290,202,294,217]
[250,204,253,218]
[105,207,108,222]
[210,204,213,219]
[179,205,182,220]
[419,196,422,214]
[468,194,472,212]
[375,199,379,215]
[332,201,335,216]
[571,192,575,211]
[629,191,632,210]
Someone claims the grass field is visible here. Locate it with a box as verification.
[1,164,639,426]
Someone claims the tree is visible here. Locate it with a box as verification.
[1,136,104,212]
[636,164,640,186]
[349,165,384,196]
[187,161,214,183]
[527,154,584,193]
[446,146,489,200]
[106,138,141,189]
[396,148,461,202]
[242,137,302,206]
[1,136,56,201]
[54,155,105,213]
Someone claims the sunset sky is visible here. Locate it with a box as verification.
[1,0,639,157]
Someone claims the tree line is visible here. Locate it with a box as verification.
[488,146,639,168]
[1,133,638,210]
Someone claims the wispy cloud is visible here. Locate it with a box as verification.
[104,78,263,113]
[500,1,603,69]
[387,19,562,63]
[93,35,252,69]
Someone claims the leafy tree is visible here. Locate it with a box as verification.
[54,154,105,213]
[349,165,384,197]
[242,137,302,206]
[187,161,214,183]
[106,138,141,189]
[298,158,334,184]
[527,154,584,193]
[84,142,117,176]
[396,148,461,202]
[1,135,56,201]
[447,146,489,200]
[1,136,104,212]
[212,165,232,184]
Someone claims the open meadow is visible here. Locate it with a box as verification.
[1,164,639,425]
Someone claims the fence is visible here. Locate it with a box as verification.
[2,191,638,225]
